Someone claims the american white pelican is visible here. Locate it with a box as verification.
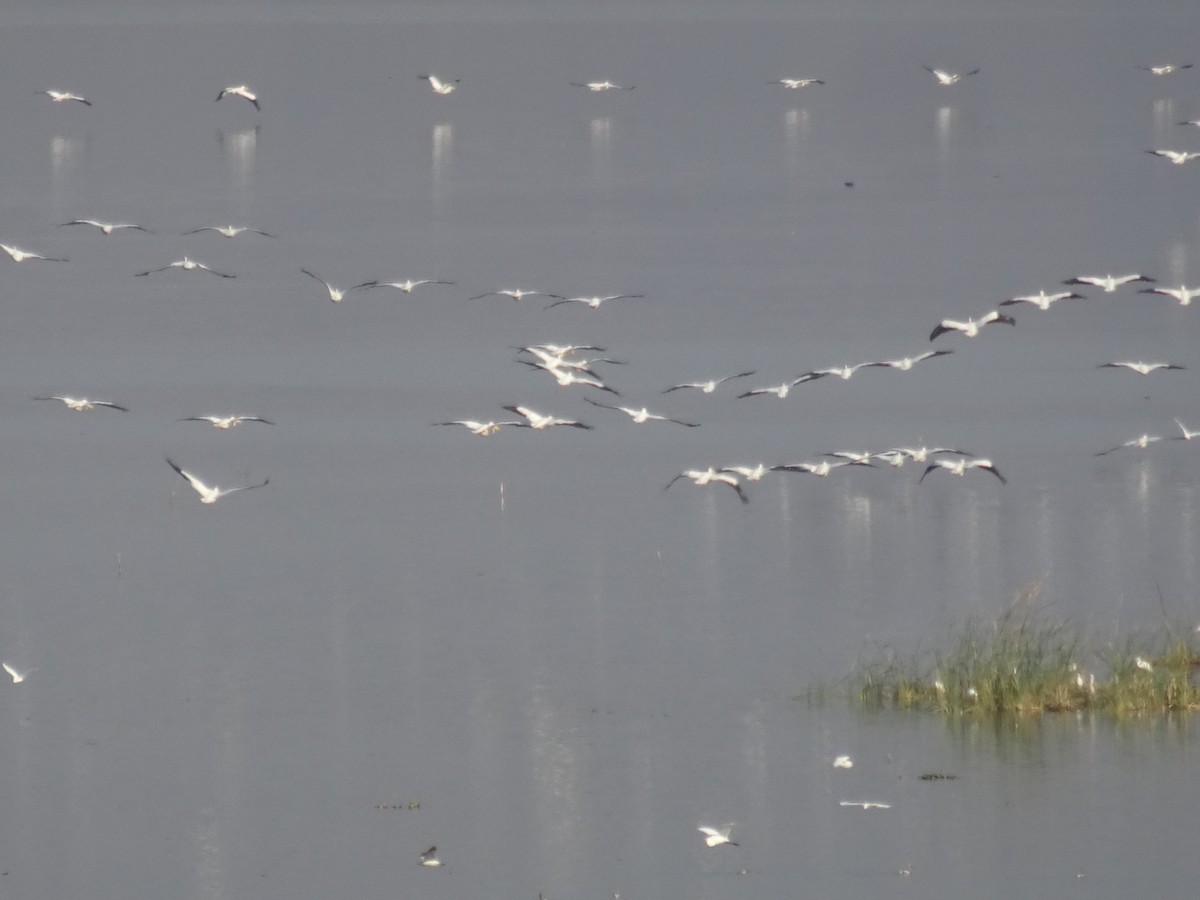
[883,446,970,465]
[136,257,234,277]
[300,268,356,302]
[502,405,592,430]
[663,371,756,393]
[519,343,605,357]
[37,89,91,105]
[923,66,979,85]
[60,219,151,235]
[1000,291,1085,310]
[1139,284,1200,305]
[697,825,739,847]
[822,451,878,466]
[719,464,770,482]
[1098,361,1185,374]
[583,396,699,427]
[666,469,748,503]
[1147,150,1200,165]
[737,376,813,399]
[570,80,635,91]
[833,755,854,768]
[469,288,562,301]
[166,458,269,504]
[216,85,259,110]
[1179,119,1200,127]
[919,457,1007,484]
[839,800,891,810]
[434,419,524,436]
[419,75,459,95]
[184,225,274,238]
[770,78,825,88]
[1134,656,1154,672]
[1,243,66,262]
[1138,64,1193,75]
[929,310,1015,340]
[2,662,34,683]
[419,846,445,867]
[34,395,128,412]
[518,346,610,374]
[1095,433,1162,456]
[770,460,855,477]
[518,360,619,393]
[356,278,454,293]
[1065,273,1154,292]
[545,293,644,310]
[862,349,953,370]
[180,415,274,429]
[1174,418,1200,440]
[801,363,871,382]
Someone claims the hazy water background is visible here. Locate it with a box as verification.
[1,1,1199,898]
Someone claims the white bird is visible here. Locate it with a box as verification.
[1139,284,1200,306]
[1138,63,1193,75]
[519,360,620,393]
[519,343,606,358]
[34,395,128,412]
[2,662,34,683]
[822,450,879,466]
[434,419,524,436]
[1173,418,1200,440]
[1147,149,1200,165]
[1095,433,1162,456]
[663,371,756,394]
[833,755,854,769]
[518,347,606,375]
[666,469,748,503]
[184,225,275,238]
[1098,361,1185,375]
[862,349,953,371]
[570,80,635,91]
[930,310,1015,340]
[1,243,67,262]
[919,457,1007,484]
[770,78,825,88]
[1000,290,1085,310]
[801,363,872,382]
[924,66,979,85]
[37,89,91,105]
[1064,274,1154,292]
[839,800,891,810]
[697,825,739,847]
[1134,656,1154,672]
[469,288,562,301]
[166,458,269,504]
[419,74,459,95]
[884,446,970,465]
[300,268,355,302]
[180,415,274,429]
[737,376,814,399]
[583,396,699,427]
[136,257,234,277]
[1179,119,1200,127]
[502,405,592,430]
[719,464,770,482]
[355,278,454,293]
[60,219,151,235]
[545,294,644,310]
[216,84,259,110]
[770,460,855,477]
[419,846,445,867]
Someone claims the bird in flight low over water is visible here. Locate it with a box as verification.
[166,459,269,504]
[923,66,979,85]
[698,825,739,847]
[419,74,459,95]
[37,89,91,105]
[216,84,260,109]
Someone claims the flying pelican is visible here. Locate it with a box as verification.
[833,756,854,768]
[518,347,610,374]
[1147,149,1200,165]
[862,349,953,370]
[216,85,260,109]
[469,288,562,301]
[884,446,970,465]
[697,825,739,847]
[1,243,66,262]
[434,419,524,436]
[1138,63,1193,75]
[583,396,699,427]
[663,371,756,394]
[355,278,455,293]
[419,74,459,95]
[737,376,814,399]
[570,80,635,91]
[923,66,979,85]
[801,363,872,382]
[519,343,605,358]
[34,395,128,412]
[1065,273,1154,292]
[503,405,592,430]
[1000,290,1085,310]
[1173,418,1200,440]
[179,415,274,429]
[136,257,234,277]
[37,89,91,105]
[184,225,275,238]
[929,310,1015,340]
[419,846,445,867]
[166,458,269,504]
[60,219,152,235]
[2,662,34,684]
[545,293,644,310]
[518,360,619,393]
[1179,119,1200,127]
[822,451,879,466]
[719,464,770,482]
[770,460,856,477]
[1098,361,1185,375]
[666,469,748,503]
[769,78,825,88]
[919,457,1007,484]
[1139,284,1200,305]
[839,800,892,810]
[300,268,356,302]
[1095,433,1162,456]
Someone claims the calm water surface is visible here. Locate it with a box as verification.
[1,1,1198,898]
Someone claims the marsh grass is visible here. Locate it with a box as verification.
[852,586,1200,716]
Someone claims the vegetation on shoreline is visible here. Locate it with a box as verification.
[851,587,1200,716]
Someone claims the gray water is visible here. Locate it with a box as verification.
[1,1,1199,898]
